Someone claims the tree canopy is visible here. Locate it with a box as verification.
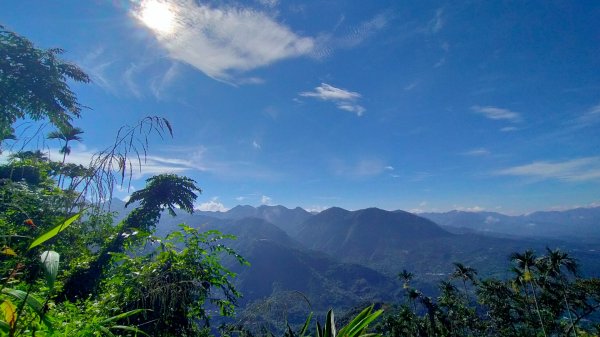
[0,25,90,140]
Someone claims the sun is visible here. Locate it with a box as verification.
[137,0,176,35]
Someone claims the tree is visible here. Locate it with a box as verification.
[451,262,477,302]
[0,25,90,141]
[511,250,548,337]
[47,126,83,157]
[47,126,84,187]
[398,269,413,289]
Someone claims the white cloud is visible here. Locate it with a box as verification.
[496,157,600,182]
[300,83,361,101]
[500,126,519,132]
[456,206,485,212]
[300,83,365,116]
[304,205,327,213]
[385,166,394,170]
[257,0,278,8]
[462,148,490,156]
[261,195,273,205]
[131,0,314,82]
[471,105,522,123]
[252,140,261,150]
[196,197,228,212]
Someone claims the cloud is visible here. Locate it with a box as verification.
[44,145,199,179]
[485,216,500,224]
[261,195,273,205]
[575,102,600,126]
[256,0,278,7]
[304,205,328,213]
[428,8,445,33]
[300,83,365,116]
[310,13,389,59]
[252,140,261,150]
[335,14,388,49]
[500,126,519,132]
[456,206,485,212]
[331,158,389,178]
[131,1,314,82]
[462,148,490,156]
[471,105,522,123]
[496,157,600,182]
[196,197,228,212]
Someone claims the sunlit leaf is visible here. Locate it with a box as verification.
[1,246,16,256]
[0,300,17,329]
[28,213,81,249]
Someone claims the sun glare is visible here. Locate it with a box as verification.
[137,0,176,34]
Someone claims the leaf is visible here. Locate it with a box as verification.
[28,213,80,249]
[1,246,16,256]
[0,319,10,333]
[99,309,147,324]
[40,250,60,289]
[0,300,17,329]
[299,312,313,337]
[110,325,151,336]
[1,288,54,330]
[338,306,382,337]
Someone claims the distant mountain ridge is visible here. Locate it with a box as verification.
[295,207,452,262]
[420,206,600,240]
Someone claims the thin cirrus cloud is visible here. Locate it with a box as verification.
[496,157,600,182]
[575,102,600,127]
[299,83,366,116]
[131,0,314,82]
[461,148,490,156]
[471,105,522,123]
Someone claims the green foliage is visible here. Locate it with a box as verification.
[375,250,600,337]
[102,225,247,336]
[0,25,90,140]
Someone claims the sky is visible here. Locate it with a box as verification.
[2,0,599,214]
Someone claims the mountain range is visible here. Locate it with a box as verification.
[107,200,600,327]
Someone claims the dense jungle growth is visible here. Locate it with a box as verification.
[1,26,600,337]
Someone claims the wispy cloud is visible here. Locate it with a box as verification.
[471,105,522,123]
[575,102,600,127]
[496,157,600,182]
[462,148,490,156]
[428,8,445,33]
[79,46,115,93]
[299,83,365,116]
[335,13,388,49]
[311,13,389,59]
[330,158,389,178]
[131,1,314,82]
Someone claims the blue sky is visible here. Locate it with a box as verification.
[2,0,599,214]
